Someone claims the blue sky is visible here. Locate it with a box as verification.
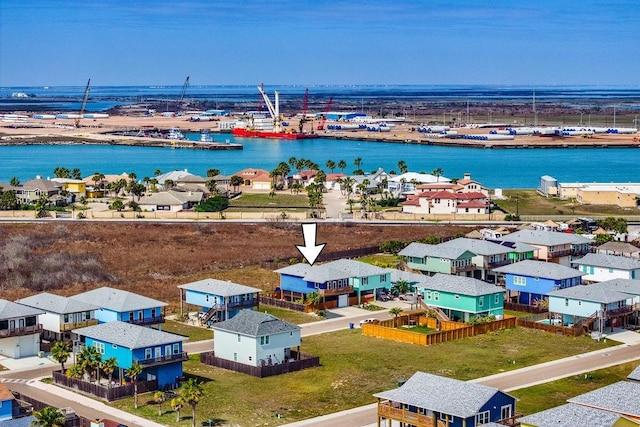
[1,0,638,86]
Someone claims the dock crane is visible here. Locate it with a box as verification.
[75,79,91,128]
[257,85,282,133]
[177,76,190,115]
[316,96,333,131]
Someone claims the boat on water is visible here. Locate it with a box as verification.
[231,86,317,140]
[166,127,186,140]
[199,130,215,143]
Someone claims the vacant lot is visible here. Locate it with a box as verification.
[0,222,467,309]
[110,327,614,426]
[497,190,635,216]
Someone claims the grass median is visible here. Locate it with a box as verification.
[111,326,616,426]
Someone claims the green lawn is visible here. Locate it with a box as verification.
[156,320,213,342]
[228,193,310,208]
[110,327,617,426]
[504,310,534,319]
[357,254,401,268]
[511,360,640,416]
[404,325,436,334]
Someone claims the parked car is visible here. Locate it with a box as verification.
[376,291,392,302]
[399,292,416,301]
[359,318,379,326]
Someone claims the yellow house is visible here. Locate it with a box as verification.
[51,178,86,197]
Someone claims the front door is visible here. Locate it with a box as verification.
[501,405,512,421]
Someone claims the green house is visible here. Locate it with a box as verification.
[398,242,476,276]
[421,273,504,322]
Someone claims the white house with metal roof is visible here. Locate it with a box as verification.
[212,310,301,368]
[137,189,204,212]
[571,253,640,282]
[374,372,517,427]
[0,299,44,359]
[16,292,100,342]
[178,279,261,325]
[71,287,168,329]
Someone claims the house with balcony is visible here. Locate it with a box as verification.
[548,282,637,330]
[438,238,514,281]
[71,287,167,329]
[498,229,591,266]
[596,241,640,259]
[178,279,261,325]
[15,292,99,343]
[0,299,43,359]
[571,253,640,282]
[402,191,489,215]
[73,321,188,389]
[398,242,476,277]
[494,260,586,306]
[374,371,518,427]
[420,274,505,322]
[275,259,389,307]
[14,177,62,205]
[213,310,298,366]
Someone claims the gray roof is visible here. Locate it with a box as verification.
[421,274,504,296]
[212,310,299,337]
[548,283,631,304]
[323,259,389,277]
[373,372,511,419]
[274,263,313,276]
[398,242,474,260]
[493,260,585,280]
[71,287,167,312]
[500,229,591,247]
[597,241,640,255]
[387,269,428,285]
[0,299,44,320]
[139,190,203,206]
[304,264,353,283]
[567,381,640,417]
[584,278,640,296]
[275,259,388,283]
[16,292,100,314]
[0,415,37,427]
[518,403,622,427]
[439,238,512,256]
[627,365,640,382]
[21,178,61,192]
[73,320,186,349]
[572,253,640,271]
[178,279,261,297]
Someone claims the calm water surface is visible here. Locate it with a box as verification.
[1,137,639,188]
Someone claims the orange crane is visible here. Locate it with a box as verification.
[317,96,333,131]
[75,79,91,128]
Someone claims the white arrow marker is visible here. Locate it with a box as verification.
[296,223,326,266]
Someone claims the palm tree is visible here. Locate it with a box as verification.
[71,168,82,180]
[65,364,83,380]
[397,160,408,174]
[389,307,403,328]
[326,160,336,174]
[164,178,175,191]
[31,406,66,427]
[154,391,165,416]
[125,363,144,409]
[354,157,363,172]
[391,279,412,296]
[9,177,20,187]
[50,341,70,372]
[77,345,101,383]
[431,168,443,182]
[91,172,105,189]
[102,357,118,388]
[206,168,220,177]
[181,378,204,427]
[230,175,243,193]
[171,397,184,423]
[337,160,347,173]
[154,169,162,177]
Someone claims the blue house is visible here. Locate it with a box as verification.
[494,259,586,306]
[374,372,517,427]
[73,321,187,389]
[71,287,168,329]
[178,279,261,324]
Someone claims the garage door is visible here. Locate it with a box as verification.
[338,294,349,308]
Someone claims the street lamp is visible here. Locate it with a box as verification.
[580,113,584,126]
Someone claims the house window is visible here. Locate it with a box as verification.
[237,334,241,342]
[138,311,143,321]
[205,295,210,302]
[609,268,614,273]
[513,276,526,286]
[439,413,452,422]
[85,311,91,321]
[476,410,490,425]
[112,344,118,349]
[233,352,237,361]
[94,342,105,355]
[362,277,369,286]
[479,296,484,307]
[455,295,460,299]
[145,348,152,359]
[495,294,500,304]
[151,308,156,318]
[565,298,569,306]
[248,356,252,361]
[173,343,180,354]
[426,291,432,300]
[380,274,387,283]
[63,314,70,323]
[434,292,440,301]
[260,336,270,345]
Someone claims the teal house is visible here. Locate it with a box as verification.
[421,274,505,322]
[398,242,476,276]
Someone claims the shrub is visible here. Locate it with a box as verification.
[379,240,405,254]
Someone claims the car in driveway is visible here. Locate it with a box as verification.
[359,318,379,326]
[399,292,416,301]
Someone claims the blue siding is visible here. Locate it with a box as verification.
[183,289,257,309]
[94,307,163,324]
[94,309,118,324]
[85,337,133,368]
[0,398,13,421]
[145,362,183,389]
[280,274,315,295]
[504,273,582,305]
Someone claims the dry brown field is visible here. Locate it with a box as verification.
[0,222,466,311]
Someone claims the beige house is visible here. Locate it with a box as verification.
[138,190,204,212]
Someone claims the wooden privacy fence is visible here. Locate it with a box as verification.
[516,318,583,337]
[52,370,159,401]
[363,316,517,346]
[200,351,320,378]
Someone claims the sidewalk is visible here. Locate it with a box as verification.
[29,378,166,427]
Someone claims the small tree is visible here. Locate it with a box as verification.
[171,397,184,423]
[31,406,66,427]
[50,341,70,372]
[154,391,165,416]
[389,307,403,328]
[125,363,144,409]
[181,378,204,427]
[102,357,118,388]
[65,364,83,380]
